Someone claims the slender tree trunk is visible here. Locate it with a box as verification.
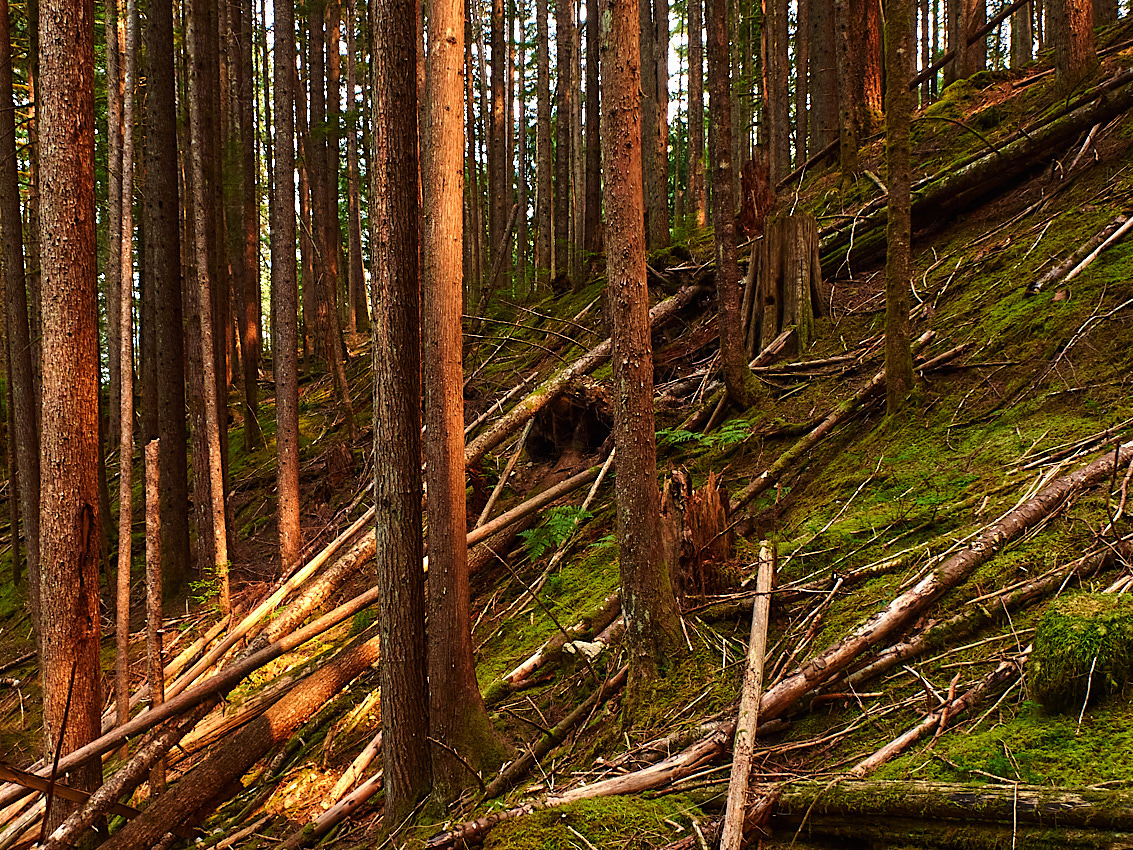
[325,0,345,331]
[601,0,684,706]
[143,0,191,598]
[885,0,915,414]
[489,0,507,296]
[188,0,231,613]
[115,0,139,740]
[808,0,837,154]
[0,0,39,633]
[833,0,858,182]
[345,0,368,334]
[687,0,705,226]
[554,0,573,279]
[422,0,507,798]
[639,0,668,249]
[39,0,104,821]
[794,0,809,166]
[851,0,883,135]
[106,0,123,453]
[1011,2,1033,67]
[296,58,316,370]
[946,0,987,83]
[370,0,429,819]
[239,0,263,449]
[570,3,584,287]
[144,439,166,791]
[583,0,601,250]
[535,0,552,284]
[516,6,530,296]
[273,0,302,571]
[762,0,790,182]
[710,0,761,408]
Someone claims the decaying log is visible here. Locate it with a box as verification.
[103,634,382,850]
[773,779,1133,832]
[465,284,707,467]
[821,71,1133,274]
[720,542,775,850]
[729,330,935,512]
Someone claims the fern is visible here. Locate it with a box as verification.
[658,420,753,449]
[520,505,592,562]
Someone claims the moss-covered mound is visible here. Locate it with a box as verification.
[1031,593,1133,714]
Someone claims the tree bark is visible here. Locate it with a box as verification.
[583,0,601,251]
[1011,1,1033,67]
[687,0,705,226]
[143,440,166,792]
[0,0,39,632]
[1049,0,1096,93]
[601,0,684,702]
[345,0,368,334]
[833,0,858,181]
[708,0,761,408]
[370,0,430,819]
[885,0,915,415]
[39,0,103,820]
[761,0,790,182]
[554,0,574,278]
[142,0,191,597]
[422,0,507,799]
[755,214,821,353]
[946,0,987,83]
[272,0,302,571]
[535,0,552,284]
[808,0,837,154]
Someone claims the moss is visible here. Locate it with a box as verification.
[483,794,703,849]
[1031,593,1133,713]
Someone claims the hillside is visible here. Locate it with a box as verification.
[4,23,1133,850]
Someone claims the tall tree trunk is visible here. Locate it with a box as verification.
[535,0,552,284]
[238,0,263,449]
[639,0,669,249]
[570,2,584,287]
[851,0,883,136]
[143,0,190,598]
[946,0,987,83]
[188,0,231,613]
[515,4,530,296]
[761,0,790,182]
[105,0,123,454]
[794,0,809,167]
[583,0,602,249]
[601,0,684,707]
[273,0,302,571]
[710,0,761,408]
[687,0,705,225]
[39,0,103,821]
[808,0,838,154]
[371,0,429,819]
[489,0,507,297]
[325,0,345,332]
[1049,0,1096,92]
[885,0,915,414]
[345,0,368,334]
[1011,2,1033,67]
[833,0,858,182]
[296,58,316,370]
[421,0,507,799]
[554,0,573,279]
[0,0,39,633]
[115,0,139,738]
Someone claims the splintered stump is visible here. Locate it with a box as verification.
[749,213,824,355]
[660,469,733,603]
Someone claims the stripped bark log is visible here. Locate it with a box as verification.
[465,284,707,467]
[1027,213,1128,295]
[719,542,774,850]
[101,634,382,850]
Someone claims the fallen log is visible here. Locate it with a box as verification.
[729,331,935,512]
[465,284,707,467]
[753,439,1133,726]
[1027,213,1129,295]
[102,633,382,850]
[821,71,1133,274]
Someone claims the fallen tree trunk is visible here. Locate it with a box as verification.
[103,634,382,850]
[753,440,1133,725]
[772,779,1133,832]
[821,71,1133,274]
[465,284,707,466]
[729,331,935,512]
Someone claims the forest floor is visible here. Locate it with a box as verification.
[4,20,1133,850]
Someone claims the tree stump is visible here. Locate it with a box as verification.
[748,213,825,355]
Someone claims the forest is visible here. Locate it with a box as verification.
[1,0,1133,846]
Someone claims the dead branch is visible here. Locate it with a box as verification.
[729,331,935,512]
[1026,214,1128,295]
